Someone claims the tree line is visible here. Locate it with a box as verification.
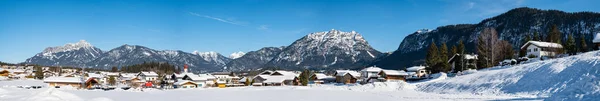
[119,61,179,75]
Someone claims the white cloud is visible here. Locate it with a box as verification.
[258,25,269,30]
[188,12,246,26]
[467,2,476,10]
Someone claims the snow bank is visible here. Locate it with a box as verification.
[418,51,600,100]
[21,88,84,101]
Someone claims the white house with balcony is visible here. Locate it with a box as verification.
[520,41,563,58]
[360,66,383,83]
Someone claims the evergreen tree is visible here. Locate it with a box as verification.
[108,76,116,86]
[533,32,540,41]
[439,43,449,72]
[298,69,311,86]
[111,67,118,72]
[426,42,439,68]
[457,40,466,71]
[34,66,43,79]
[245,78,251,86]
[450,45,458,57]
[547,24,562,43]
[566,34,576,55]
[580,34,588,52]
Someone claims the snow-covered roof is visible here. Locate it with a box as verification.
[184,74,207,81]
[87,73,104,78]
[44,77,83,83]
[594,33,600,43]
[335,70,360,77]
[263,76,287,83]
[520,41,563,49]
[312,73,334,80]
[120,73,136,78]
[361,66,383,72]
[104,72,119,76]
[211,72,231,75]
[380,70,408,76]
[406,66,426,72]
[464,54,478,60]
[198,74,216,79]
[139,71,158,77]
[174,80,197,85]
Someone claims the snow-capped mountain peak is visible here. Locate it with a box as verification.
[229,51,246,59]
[192,50,232,67]
[42,40,95,55]
[416,29,432,34]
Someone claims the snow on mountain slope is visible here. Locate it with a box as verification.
[229,51,245,59]
[192,51,231,67]
[266,29,381,70]
[418,51,600,100]
[24,40,103,67]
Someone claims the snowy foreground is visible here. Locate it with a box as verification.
[3,51,600,101]
[0,80,519,101]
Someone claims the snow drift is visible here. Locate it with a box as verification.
[418,50,600,100]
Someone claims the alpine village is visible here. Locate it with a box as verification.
[2,7,600,100]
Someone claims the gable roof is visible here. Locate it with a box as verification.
[183,74,206,81]
[174,80,197,85]
[406,66,426,72]
[335,70,360,77]
[139,71,158,76]
[312,73,333,80]
[594,33,600,43]
[380,70,408,76]
[520,41,563,49]
[361,66,383,72]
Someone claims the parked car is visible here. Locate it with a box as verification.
[517,57,529,64]
[121,87,131,90]
[499,59,517,66]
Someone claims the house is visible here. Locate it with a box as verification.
[334,70,360,84]
[520,41,564,58]
[252,75,269,86]
[378,70,409,81]
[43,70,58,78]
[85,78,100,89]
[44,77,84,88]
[360,66,383,84]
[216,80,227,88]
[61,68,78,73]
[593,33,600,50]
[174,80,198,88]
[181,74,207,88]
[447,54,478,72]
[310,73,335,84]
[119,73,137,85]
[406,66,429,80]
[0,69,9,77]
[137,71,159,82]
[130,77,147,88]
[86,73,106,84]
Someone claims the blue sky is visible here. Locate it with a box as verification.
[1,0,599,63]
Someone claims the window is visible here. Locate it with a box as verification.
[534,48,538,51]
[528,49,531,52]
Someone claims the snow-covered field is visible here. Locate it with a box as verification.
[4,51,600,101]
[0,79,519,101]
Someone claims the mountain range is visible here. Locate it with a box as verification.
[23,30,382,72]
[22,7,600,72]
